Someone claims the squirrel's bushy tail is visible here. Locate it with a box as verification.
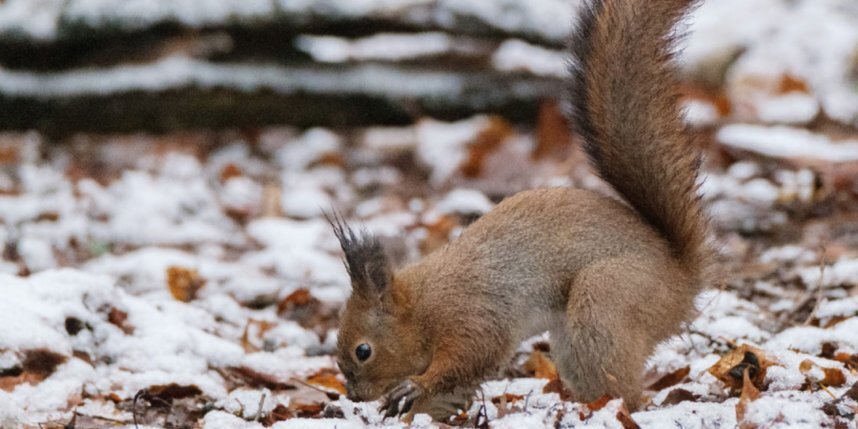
[567,0,709,277]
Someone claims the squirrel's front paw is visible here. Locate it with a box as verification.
[379,379,425,418]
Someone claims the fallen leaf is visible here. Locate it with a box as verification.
[308,152,346,169]
[108,307,133,334]
[678,84,732,117]
[166,266,206,302]
[533,100,573,160]
[616,402,641,429]
[146,383,203,402]
[736,368,761,426]
[799,359,847,387]
[777,74,811,94]
[660,388,700,406]
[542,378,574,401]
[419,215,459,255]
[306,368,347,396]
[493,392,525,418]
[225,366,296,391]
[708,344,774,391]
[0,349,68,391]
[263,404,295,425]
[292,402,324,418]
[240,319,276,353]
[523,350,558,380]
[219,163,243,182]
[460,116,513,178]
[587,395,613,412]
[834,352,858,372]
[647,366,690,391]
[490,393,525,405]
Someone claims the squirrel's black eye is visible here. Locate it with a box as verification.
[355,343,372,362]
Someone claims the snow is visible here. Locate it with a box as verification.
[718,125,858,163]
[440,0,576,42]
[297,33,454,63]
[0,56,467,100]
[0,0,63,40]
[1,119,856,427]
[416,116,492,185]
[434,189,494,215]
[492,39,568,78]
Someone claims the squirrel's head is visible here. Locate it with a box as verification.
[329,218,431,402]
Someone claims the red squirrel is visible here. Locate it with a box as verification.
[331,0,710,420]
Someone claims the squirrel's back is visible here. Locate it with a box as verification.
[567,0,710,280]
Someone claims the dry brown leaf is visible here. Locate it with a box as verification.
[542,378,574,401]
[834,352,858,372]
[0,349,68,391]
[279,288,312,308]
[736,368,761,426]
[799,359,847,387]
[647,366,690,391]
[523,350,558,380]
[533,100,573,160]
[306,368,347,396]
[108,307,134,334]
[493,392,526,418]
[777,74,811,94]
[460,116,513,178]
[587,394,613,412]
[225,366,296,391]
[308,152,346,169]
[276,288,339,333]
[708,344,774,391]
[240,319,276,353]
[146,383,203,402]
[263,404,295,425]
[166,266,206,302]
[219,163,242,182]
[679,84,732,117]
[292,402,325,418]
[660,388,700,406]
[616,402,641,429]
[419,215,459,255]
[491,393,525,406]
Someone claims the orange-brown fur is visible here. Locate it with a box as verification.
[333,0,710,420]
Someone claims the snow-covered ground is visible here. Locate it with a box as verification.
[1,0,858,428]
[1,106,857,428]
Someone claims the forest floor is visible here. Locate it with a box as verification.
[1,93,858,428]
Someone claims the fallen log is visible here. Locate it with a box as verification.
[0,60,561,135]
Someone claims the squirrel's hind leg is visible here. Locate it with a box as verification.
[551,256,677,410]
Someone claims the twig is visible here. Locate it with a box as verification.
[803,245,828,326]
[523,390,532,413]
[132,390,145,429]
[256,392,267,422]
[289,377,330,395]
[819,383,837,400]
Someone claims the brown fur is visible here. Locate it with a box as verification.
[333,0,710,420]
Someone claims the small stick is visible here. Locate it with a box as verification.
[256,392,267,422]
[803,245,828,326]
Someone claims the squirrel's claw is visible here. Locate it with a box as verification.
[380,379,423,418]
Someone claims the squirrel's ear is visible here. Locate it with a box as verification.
[328,214,392,299]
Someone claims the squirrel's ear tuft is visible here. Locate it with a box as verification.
[327,213,392,297]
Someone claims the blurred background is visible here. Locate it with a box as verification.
[3,1,858,427]
[1,0,856,134]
